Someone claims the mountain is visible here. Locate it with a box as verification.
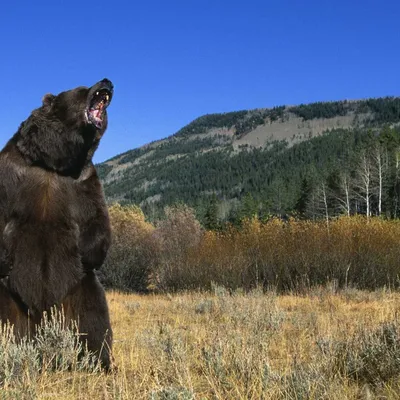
[96,97,400,224]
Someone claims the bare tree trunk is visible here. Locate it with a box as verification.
[344,176,351,216]
[322,182,330,232]
[354,151,372,219]
[393,151,400,219]
[377,148,382,216]
[334,172,352,216]
[372,145,388,217]
[306,180,330,230]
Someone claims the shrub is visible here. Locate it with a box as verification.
[329,321,400,385]
[150,387,195,400]
[103,204,156,292]
[151,204,203,291]
[183,216,400,292]
[35,308,98,372]
[103,204,400,292]
[0,308,97,395]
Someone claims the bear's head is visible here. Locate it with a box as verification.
[14,79,114,177]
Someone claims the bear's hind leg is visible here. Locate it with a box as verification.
[0,280,32,338]
[63,272,113,371]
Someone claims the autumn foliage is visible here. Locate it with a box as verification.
[104,204,400,292]
[102,204,156,291]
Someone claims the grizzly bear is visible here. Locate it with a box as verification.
[0,79,114,370]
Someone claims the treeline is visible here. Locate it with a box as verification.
[175,111,248,137]
[234,106,286,136]
[173,97,400,136]
[102,204,400,293]
[173,107,287,138]
[358,97,400,124]
[102,126,400,226]
[168,97,400,138]
[290,100,350,120]
[282,97,400,122]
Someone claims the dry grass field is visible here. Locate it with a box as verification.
[2,287,400,399]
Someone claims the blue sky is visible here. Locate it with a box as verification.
[1,1,399,163]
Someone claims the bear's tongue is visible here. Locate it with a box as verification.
[93,109,102,119]
[88,107,104,128]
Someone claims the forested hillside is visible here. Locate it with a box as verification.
[97,97,400,226]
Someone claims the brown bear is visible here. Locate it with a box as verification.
[0,79,114,370]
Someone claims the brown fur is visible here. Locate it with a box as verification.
[0,80,114,369]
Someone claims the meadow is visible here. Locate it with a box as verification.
[2,206,400,399]
[1,287,400,399]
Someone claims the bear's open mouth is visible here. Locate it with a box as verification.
[86,88,112,129]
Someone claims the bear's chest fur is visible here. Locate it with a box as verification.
[5,168,84,313]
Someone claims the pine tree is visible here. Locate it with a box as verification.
[204,194,220,230]
[238,193,258,222]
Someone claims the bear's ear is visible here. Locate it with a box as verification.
[42,93,55,107]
